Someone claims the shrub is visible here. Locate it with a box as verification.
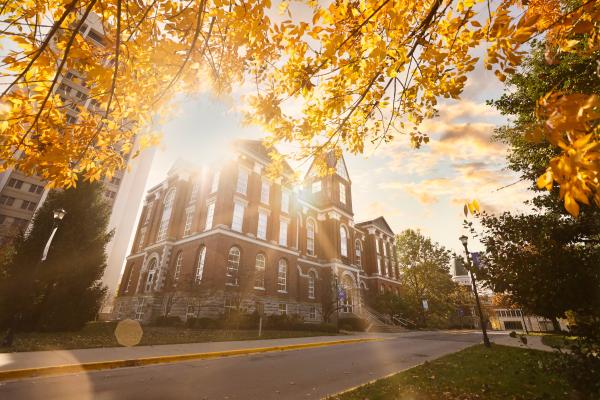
[509,331,517,338]
[338,317,369,331]
[154,315,182,327]
[185,317,218,329]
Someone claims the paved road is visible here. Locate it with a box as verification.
[0,331,484,400]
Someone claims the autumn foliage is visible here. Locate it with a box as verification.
[0,0,599,216]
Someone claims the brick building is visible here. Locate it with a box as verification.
[114,140,401,323]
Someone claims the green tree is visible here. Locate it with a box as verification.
[476,40,600,327]
[0,181,112,332]
[395,229,457,328]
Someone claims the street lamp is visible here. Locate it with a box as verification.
[41,208,67,261]
[459,235,491,348]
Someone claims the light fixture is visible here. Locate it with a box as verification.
[53,208,67,221]
[459,235,468,246]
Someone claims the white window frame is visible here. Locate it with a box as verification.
[312,180,321,193]
[355,240,362,267]
[257,210,268,240]
[231,201,245,232]
[308,271,316,299]
[307,220,316,256]
[308,305,316,320]
[236,168,249,195]
[279,303,287,316]
[211,170,220,193]
[135,298,145,320]
[145,259,158,293]
[260,179,270,204]
[174,252,183,281]
[254,253,266,289]
[226,247,240,286]
[196,246,206,283]
[183,206,194,236]
[281,190,290,214]
[157,189,176,242]
[340,226,348,257]
[205,201,215,231]
[277,259,287,293]
[137,227,147,252]
[339,182,346,204]
[279,218,288,247]
[190,180,200,202]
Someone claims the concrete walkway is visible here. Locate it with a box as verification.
[491,333,557,352]
[0,333,388,373]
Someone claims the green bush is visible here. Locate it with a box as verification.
[185,317,218,329]
[338,317,369,331]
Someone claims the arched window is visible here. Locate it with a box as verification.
[341,275,354,312]
[174,252,183,281]
[355,240,362,268]
[308,271,316,299]
[226,247,240,285]
[277,259,287,292]
[307,220,315,255]
[255,253,266,289]
[157,189,176,242]
[340,226,348,257]
[145,258,158,292]
[196,246,206,283]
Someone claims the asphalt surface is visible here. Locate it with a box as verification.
[0,331,483,399]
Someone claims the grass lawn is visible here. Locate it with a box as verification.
[331,344,577,400]
[0,322,339,353]
[540,334,577,349]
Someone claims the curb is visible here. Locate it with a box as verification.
[0,337,382,382]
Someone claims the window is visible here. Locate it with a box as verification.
[87,29,104,44]
[257,211,268,240]
[183,207,194,236]
[226,247,240,285]
[376,239,381,254]
[260,180,270,204]
[312,180,321,193]
[279,219,288,247]
[0,196,15,206]
[355,240,362,267]
[383,241,388,256]
[254,253,265,289]
[137,227,147,252]
[186,304,196,320]
[308,271,316,299]
[29,184,44,194]
[236,168,248,195]
[307,220,315,255]
[336,158,349,180]
[339,182,346,204]
[21,200,36,211]
[111,176,121,186]
[308,305,317,320]
[384,259,389,276]
[145,259,158,292]
[143,201,153,224]
[8,178,24,189]
[281,190,290,213]
[190,180,200,202]
[277,259,288,292]
[205,202,215,230]
[157,189,176,242]
[211,170,220,193]
[377,257,382,274]
[135,298,145,320]
[340,226,348,257]
[231,202,245,232]
[174,252,183,281]
[196,246,206,283]
[279,303,287,315]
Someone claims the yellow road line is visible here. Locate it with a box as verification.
[0,337,383,382]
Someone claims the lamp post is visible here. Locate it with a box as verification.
[459,235,491,348]
[41,208,66,261]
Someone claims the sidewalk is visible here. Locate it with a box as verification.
[491,334,557,352]
[0,333,387,374]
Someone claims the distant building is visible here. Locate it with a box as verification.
[114,140,401,323]
[0,13,154,308]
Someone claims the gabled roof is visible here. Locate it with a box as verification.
[356,216,395,236]
[234,139,294,175]
[305,151,350,182]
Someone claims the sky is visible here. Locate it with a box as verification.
[144,60,533,255]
